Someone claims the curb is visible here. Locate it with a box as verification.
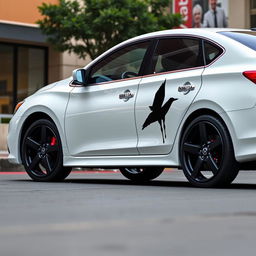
[0,151,25,172]
[0,157,25,172]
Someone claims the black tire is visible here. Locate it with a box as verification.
[21,119,72,182]
[179,115,239,188]
[119,167,164,182]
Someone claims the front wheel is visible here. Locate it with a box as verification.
[120,167,164,182]
[179,115,239,188]
[21,119,72,182]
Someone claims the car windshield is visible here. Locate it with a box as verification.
[219,31,256,51]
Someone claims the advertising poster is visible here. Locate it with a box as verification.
[173,0,229,28]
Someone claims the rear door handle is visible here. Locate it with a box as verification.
[178,82,195,95]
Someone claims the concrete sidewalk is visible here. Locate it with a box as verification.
[0,151,24,172]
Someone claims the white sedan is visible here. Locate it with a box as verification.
[7,28,256,187]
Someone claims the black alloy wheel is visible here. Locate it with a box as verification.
[119,167,164,182]
[180,115,239,187]
[21,119,71,181]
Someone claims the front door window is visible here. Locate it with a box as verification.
[88,41,149,84]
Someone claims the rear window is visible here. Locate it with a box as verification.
[219,31,256,51]
[204,41,223,65]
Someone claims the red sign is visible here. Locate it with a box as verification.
[173,0,192,28]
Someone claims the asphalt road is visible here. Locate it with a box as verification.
[1,169,256,256]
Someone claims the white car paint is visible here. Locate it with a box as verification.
[7,28,256,169]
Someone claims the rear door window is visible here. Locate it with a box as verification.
[151,37,204,74]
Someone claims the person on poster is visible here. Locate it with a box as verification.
[203,0,228,28]
[193,4,203,28]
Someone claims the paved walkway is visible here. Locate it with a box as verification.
[0,151,8,158]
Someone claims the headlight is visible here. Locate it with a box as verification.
[14,101,24,114]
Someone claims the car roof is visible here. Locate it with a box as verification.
[84,28,255,69]
[127,28,252,41]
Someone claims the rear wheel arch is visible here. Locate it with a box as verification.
[178,110,239,187]
[180,108,232,145]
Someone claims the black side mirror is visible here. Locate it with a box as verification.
[72,69,87,85]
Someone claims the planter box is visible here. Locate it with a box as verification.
[0,124,8,151]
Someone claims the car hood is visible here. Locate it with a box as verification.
[34,77,73,95]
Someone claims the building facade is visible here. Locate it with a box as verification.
[0,0,256,117]
[0,0,85,116]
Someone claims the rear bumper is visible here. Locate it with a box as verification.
[223,105,256,162]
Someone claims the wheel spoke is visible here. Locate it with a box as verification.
[199,123,207,145]
[42,155,52,174]
[40,126,47,143]
[183,143,200,155]
[209,136,222,151]
[29,154,41,170]
[191,157,203,178]
[206,156,218,174]
[26,137,40,150]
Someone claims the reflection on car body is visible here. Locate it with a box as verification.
[8,28,256,187]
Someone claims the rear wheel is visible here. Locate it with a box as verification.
[21,119,72,181]
[179,115,239,188]
[120,167,164,182]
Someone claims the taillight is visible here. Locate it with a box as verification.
[243,71,256,84]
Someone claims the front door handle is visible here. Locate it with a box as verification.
[178,82,195,95]
[119,89,134,102]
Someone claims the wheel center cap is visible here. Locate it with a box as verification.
[41,147,46,154]
[202,147,208,156]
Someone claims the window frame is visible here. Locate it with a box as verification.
[143,36,224,76]
[147,36,205,75]
[81,35,225,87]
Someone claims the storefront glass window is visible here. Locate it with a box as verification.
[251,0,256,9]
[0,43,47,114]
[251,0,256,27]
[0,45,13,114]
[17,47,46,102]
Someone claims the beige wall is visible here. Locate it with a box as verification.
[0,124,8,151]
[0,0,59,24]
[229,0,250,28]
[48,49,90,83]
[60,51,90,79]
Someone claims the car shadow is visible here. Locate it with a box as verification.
[11,174,256,189]
[60,178,256,190]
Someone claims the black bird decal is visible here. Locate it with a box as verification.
[142,80,177,143]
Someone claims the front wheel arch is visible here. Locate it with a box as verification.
[20,112,60,163]
[21,118,71,181]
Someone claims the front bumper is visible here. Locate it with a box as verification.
[7,114,23,165]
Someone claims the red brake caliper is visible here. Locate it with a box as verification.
[210,139,218,163]
[50,137,57,146]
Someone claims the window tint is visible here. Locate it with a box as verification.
[152,38,203,74]
[219,31,256,51]
[204,41,222,65]
[88,42,149,84]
